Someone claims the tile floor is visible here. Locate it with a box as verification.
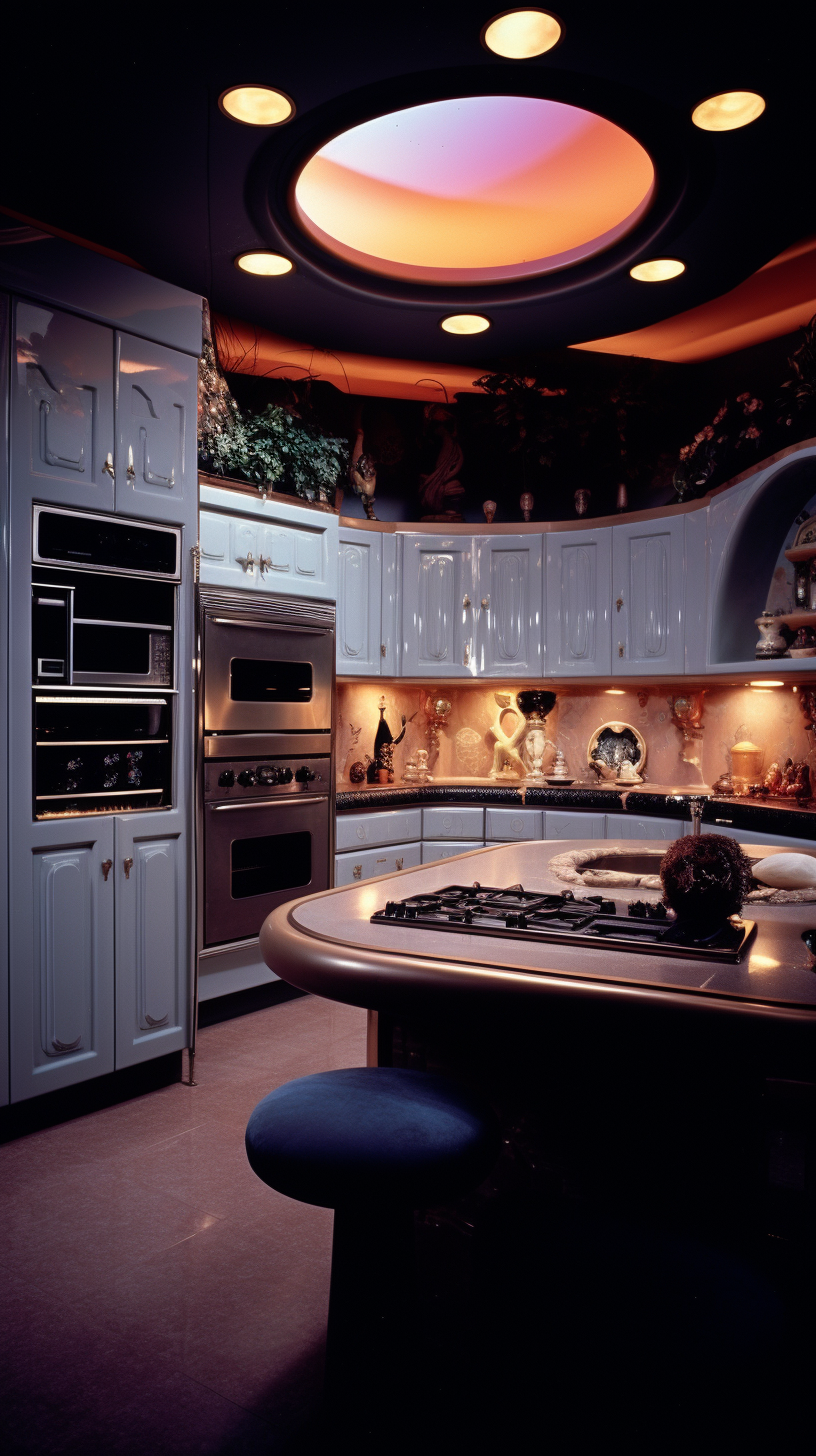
[1,995,367,1456]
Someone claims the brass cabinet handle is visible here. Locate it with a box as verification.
[102,452,115,478]
[396,857,403,871]
[258,554,272,573]
[123,857,134,879]
[381,643,387,657]
[616,596,624,612]
[237,552,255,572]
[126,444,135,480]
[353,864,362,879]
[463,595,472,609]
[101,859,112,882]
[618,643,625,658]
[481,597,490,609]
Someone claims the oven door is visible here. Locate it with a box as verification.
[204,794,330,946]
[203,618,333,734]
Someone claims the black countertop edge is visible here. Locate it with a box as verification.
[336,786,816,835]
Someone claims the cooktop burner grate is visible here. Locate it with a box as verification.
[370,885,756,963]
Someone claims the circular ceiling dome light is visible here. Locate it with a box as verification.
[235,252,294,276]
[293,96,655,285]
[630,258,685,282]
[691,91,765,132]
[482,9,562,58]
[220,86,294,126]
[440,314,491,335]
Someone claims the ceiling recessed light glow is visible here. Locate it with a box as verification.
[482,9,562,58]
[440,314,491,335]
[692,91,765,132]
[749,679,784,687]
[630,258,685,282]
[219,86,294,127]
[235,252,294,276]
[294,96,655,285]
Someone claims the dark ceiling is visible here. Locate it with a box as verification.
[2,1,813,365]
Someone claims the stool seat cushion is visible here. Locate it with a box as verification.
[245,1068,500,1209]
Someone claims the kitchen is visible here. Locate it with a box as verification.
[1,6,815,1452]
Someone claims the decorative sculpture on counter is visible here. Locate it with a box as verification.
[799,687,816,735]
[348,760,368,785]
[574,488,591,516]
[422,693,452,770]
[546,747,574,785]
[348,415,378,519]
[748,758,812,800]
[419,404,465,522]
[516,689,556,784]
[483,500,497,525]
[403,749,432,784]
[487,692,527,779]
[669,692,705,774]
[519,492,534,522]
[370,696,406,783]
[587,721,647,783]
[729,739,763,791]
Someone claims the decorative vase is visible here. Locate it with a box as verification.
[516,689,557,783]
[754,614,786,659]
[519,492,534,522]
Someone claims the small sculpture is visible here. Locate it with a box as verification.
[516,689,556,784]
[483,500,497,525]
[422,693,452,769]
[419,404,465,522]
[616,483,629,512]
[546,748,573,784]
[372,696,406,783]
[616,760,643,784]
[669,692,705,773]
[519,492,534,522]
[487,692,527,779]
[348,420,378,519]
[415,748,433,783]
[754,613,786,659]
[348,761,367,785]
[587,721,647,780]
[574,488,591,516]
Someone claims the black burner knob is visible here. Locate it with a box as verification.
[295,766,316,783]
[256,765,280,786]
[217,769,235,788]
[279,767,294,784]
[237,769,257,787]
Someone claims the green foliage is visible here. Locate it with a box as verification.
[206,403,348,504]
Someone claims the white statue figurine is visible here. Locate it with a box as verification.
[487,693,527,779]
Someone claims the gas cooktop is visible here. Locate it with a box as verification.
[370,885,756,964]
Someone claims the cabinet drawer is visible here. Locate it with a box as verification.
[485,808,543,841]
[605,813,685,842]
[336,808,422,852]
[545,810,606,840]
[422,806,484,840]
[705,824,816,851]
[421,840,484,864]
[335,842,422,885]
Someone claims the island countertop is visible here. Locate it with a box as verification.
[261,839,816,1026]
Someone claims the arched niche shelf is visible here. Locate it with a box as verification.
[709,442,816,668]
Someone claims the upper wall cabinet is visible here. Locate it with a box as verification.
[401,534,475,677]
[475,535,543,678]
[337,527,383,675]
[115,333,196,524]
[198,485,338,603]
[546,528,612,677]
[612,518,685,676]
[12,300,115,511]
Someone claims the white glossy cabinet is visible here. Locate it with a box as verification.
[401,534,475,677]
[198,486,338,603]
[545,810,606,840]
[422,840,484,863]
[546,528,612,676]
[705,823,816,850]
[337,527,383,675]
[605,813,686,841]
[612,517,685,675]
[475,535,543,677]
[114,810,188,1069]
[335,841,422,885]
[115,333,196,523]
[485,807,544,841]
[422,806,484,840]
[336,807,422,852]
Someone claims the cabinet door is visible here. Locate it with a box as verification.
[12,300,115,510]
[421,840,484,863]
[335,841,422,886]
[115,811,188,1068]
[485,808,544,841]
[605,813,684,842]
[546,528,612,676]
[475,535,543,677]
[336,808,422,852]
[10,818,115,1102]
[422,806,485,840]
[256,520,329,599]
[612,518,685,675]
[544,810,606,840]
[401,535,474,677]
[198,509,259,588]
[115,333,196,522]
[337,528,382,675]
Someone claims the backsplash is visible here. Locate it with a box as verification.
[336,681,814,789]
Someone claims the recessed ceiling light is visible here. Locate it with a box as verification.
[235,252,294,276]
[692,92,765,132]
[482,9,562,58]
[630,259,685,282]
[219,86,294,127]
[749,679,784,687]
[440,314,491,335]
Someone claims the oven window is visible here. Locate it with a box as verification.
[73,624,151,675]
[230,658,313,702]
[231,831,312,899]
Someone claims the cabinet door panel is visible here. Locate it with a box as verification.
[605,813,684,842]
[12,300,115,510]
[115,812,188,1067]
[337,528,382,675]
[544,810,606,840]
[335,841,422,885]
[116,333,196,522]
[485,808,544,841]
[10,819,115,1102]
[198,509,258,588]
[336,808,422,851]
[476,535,543,677]
[422,806,484,840]
[401,536,473,677]
[546,529,612,676]
[612,519,685,675]
[421,840,484,863]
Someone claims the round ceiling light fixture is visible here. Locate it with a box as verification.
[235,252,295,276]
[481,9,562,58]
[691,91,765,132]
[629,258,685,282]
[440,314,491,335]
[219,85,295,126]
[293,96,655,285]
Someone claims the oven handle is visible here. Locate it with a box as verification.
[209,795,329,811]
[209,618,330,635]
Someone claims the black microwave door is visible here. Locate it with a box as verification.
[204,797,330,946]
[203,619,333,734]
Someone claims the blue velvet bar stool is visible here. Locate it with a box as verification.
[245,1067,500,1439]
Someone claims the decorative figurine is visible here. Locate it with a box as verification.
[711,771,736,796]
[790,626,816,657]
[669,692,705,772]
[483,500,497,525]
[348,760,367,785]
[516,689,557,784]
[574,488,591,516]
[370,696,406,782]
[546,748,574,786]
[587,721,647,781]
[519,492,534,522]
[616,483,629,512]
[754,613,786,659]
[616,760,643,784]
[422,693,452,769]
[415,748,433,783]
[419,404,465,522]
[729,739,763,791]
[487,692,527,779]
[348,419,378,519]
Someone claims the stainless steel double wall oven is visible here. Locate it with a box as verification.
[197,586,334,951]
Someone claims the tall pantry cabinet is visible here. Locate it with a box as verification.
[0,234,202,1103]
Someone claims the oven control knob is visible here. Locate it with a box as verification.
[256,765,279,786]
[279,767,294,784]
[237,769,257,787]
[295,766,316,783]
[218,769,235,789]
